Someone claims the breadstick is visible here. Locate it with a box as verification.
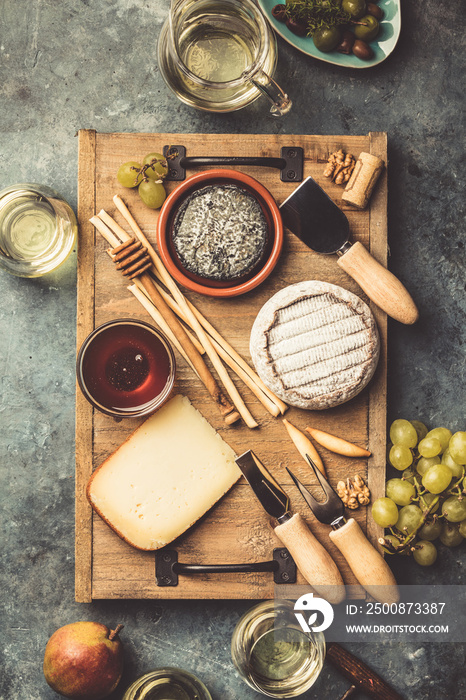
[283,419,326,477]
[91,215,242,426]
[305,427,371,458]
[135,280,281,417]
[128,284,199,375]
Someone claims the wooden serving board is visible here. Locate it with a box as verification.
[76,131,387,602]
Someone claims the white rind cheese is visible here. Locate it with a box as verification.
[250,281,380,410]
[87,395,241,550]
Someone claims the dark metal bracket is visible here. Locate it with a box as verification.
[163,145,304,182]
[155,547,297,587]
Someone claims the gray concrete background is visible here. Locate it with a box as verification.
[0,1,465,698]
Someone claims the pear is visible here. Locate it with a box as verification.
[43,621,124,699]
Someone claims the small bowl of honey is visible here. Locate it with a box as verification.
[77,319,176,418]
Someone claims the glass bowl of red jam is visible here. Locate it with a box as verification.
[77,319,176,418]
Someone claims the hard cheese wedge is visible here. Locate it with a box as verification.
[87,395,241,550]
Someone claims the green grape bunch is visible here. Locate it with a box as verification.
[372,420,466,567]
[117,152,169,210]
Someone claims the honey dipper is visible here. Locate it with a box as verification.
[111,237,241,425]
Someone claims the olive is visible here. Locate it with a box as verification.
[354,14,380,41]
[342,0,366,19]
[271,4,287,22]
[336,29,356,54]
[352,38,374,60]
[312,26,342,52]
[285,17,308,36]
[367,2,384,20]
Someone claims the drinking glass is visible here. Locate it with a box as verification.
[231,600,325,698]
[0,183,77,278]
[122,667,212,700]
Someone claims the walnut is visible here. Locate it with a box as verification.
[337,474,371,509]
[324,149,344,178]
[324,149,356,185]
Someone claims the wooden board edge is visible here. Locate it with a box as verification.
[75,129,97,603]
[367,131,388,552]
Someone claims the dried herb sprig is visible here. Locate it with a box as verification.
[285,0,352,34]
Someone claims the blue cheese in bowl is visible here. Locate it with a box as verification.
[171,184,268,281]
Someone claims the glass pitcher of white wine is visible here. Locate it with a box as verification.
[158,0,292,115]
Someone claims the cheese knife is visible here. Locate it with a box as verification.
[280,176,419,325]
[235,450,346,604]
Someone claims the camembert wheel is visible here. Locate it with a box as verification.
[250,281,380,410]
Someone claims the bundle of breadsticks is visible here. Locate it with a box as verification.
[90,195,287,428]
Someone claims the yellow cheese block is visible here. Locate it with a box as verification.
[87,394,241,550]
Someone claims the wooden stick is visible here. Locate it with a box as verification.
[128,284,199,375]
[135,280,282,418]
[99,205,286,417]
[172,295,288,416]
[95,218,205,358]
[90,215,121,249]
[91,216,241,426]
[110,197,259,429]
[128,277,205,356]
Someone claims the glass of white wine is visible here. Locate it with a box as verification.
[158,0,292,115]
[122,668,212,700]
[0,184,77,278]
[231,600,325,698]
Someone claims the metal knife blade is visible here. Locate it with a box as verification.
[235,450,290,522]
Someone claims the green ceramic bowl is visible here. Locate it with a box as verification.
[258,0,401,69]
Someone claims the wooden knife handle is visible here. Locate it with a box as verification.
[274,513,346,604]
[337,241,419,325]
[327,643,405,700]
[329,518,399,604]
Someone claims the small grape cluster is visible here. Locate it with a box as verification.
[117,153,168,209]
[372,420,466,567]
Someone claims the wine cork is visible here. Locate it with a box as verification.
[342,152,384,210]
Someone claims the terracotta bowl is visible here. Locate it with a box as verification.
[156,169,283,298]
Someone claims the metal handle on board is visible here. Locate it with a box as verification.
[163,145,303,182]
[155,548,297,586]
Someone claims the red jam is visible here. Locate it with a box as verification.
[81,322,172,413]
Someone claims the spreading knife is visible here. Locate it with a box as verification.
[235,450,346,604]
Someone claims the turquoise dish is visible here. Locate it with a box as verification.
[257,0,401,69]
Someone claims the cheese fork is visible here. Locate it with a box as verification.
[287,459,400,604]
